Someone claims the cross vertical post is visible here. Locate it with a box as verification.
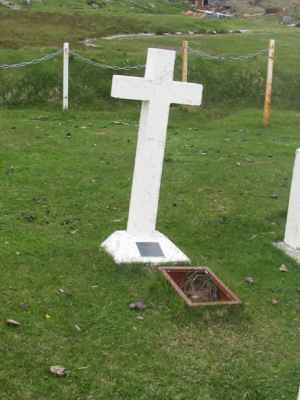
[127,49,176,236]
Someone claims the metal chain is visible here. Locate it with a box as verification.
[0,47,267,72]
[70,50,145,71]
[0,49,63,70]
[188,47,268,62]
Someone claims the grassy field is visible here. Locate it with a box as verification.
[1,4,300,400]
[1,105,300,400]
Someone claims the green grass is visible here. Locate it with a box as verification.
[1,6,300,400]
[1,105,300,399]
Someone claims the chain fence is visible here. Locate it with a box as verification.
[0,43,278,108]
[0,49,145,72]
[0,49,63,70]
[188,47,268,62]
[0,46,268,71]
[70,50,145,71]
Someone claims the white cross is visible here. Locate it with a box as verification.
[102,48,203,264]
[112,48,203,235]
[284,149,300,249]
[276,149,300,263]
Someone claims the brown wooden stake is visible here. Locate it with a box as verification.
[263,39,275,128]
[181,40,189,82]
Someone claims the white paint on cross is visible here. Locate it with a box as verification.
[102,48,203,264]
[284,148,300,249]
[275,149,300,263]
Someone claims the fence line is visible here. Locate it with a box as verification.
[70,50,145,71]
[0,42,271,125]
[0,46,268,71]
[0,49,63,70]
[188,47,268,62]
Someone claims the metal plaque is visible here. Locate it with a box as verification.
[136,242,165,257]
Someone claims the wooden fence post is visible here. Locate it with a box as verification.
[181,40,189,82]
[263,39,275,128]
[63,42,69,111]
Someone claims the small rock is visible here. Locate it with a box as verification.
[279,264,288,272]
[272,298,279,305]
[244,277,255,285]
[129,301,146,311]
[136,315,144,320]
[6,319,21,327]
[19,303,29,310]
[49,366,68,377]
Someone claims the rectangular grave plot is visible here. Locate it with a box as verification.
[159,267,241,307]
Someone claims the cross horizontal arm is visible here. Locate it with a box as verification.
[111,75,154,101]
[112,75,203,107]
[168,81,203,106]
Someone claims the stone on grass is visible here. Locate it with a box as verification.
[49,366,68,377]
[6,319,21,327]
[244,276,255,285]
[129,301,146,311]
[279,264,288,272]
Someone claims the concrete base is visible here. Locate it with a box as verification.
[101,230,191,265]
[274,241,300,264]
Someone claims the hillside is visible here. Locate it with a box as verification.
[1,0,187,14]
[1,0,300,15]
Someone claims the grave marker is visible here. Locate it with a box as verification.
[101,48,203,264]
[275,149,300,262]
